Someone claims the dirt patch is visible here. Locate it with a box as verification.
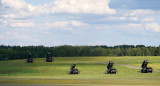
[117,64,160,72]
[118,64,141,69]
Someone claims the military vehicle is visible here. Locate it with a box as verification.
[69,63,80,74]
[46,53,53,62]
[141,60,153,73]
[106,61,117,74]
[26,53,33,63]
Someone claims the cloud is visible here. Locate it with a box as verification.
[124,9,160,17]
[114,23,143,32]
[103,16,126,21]
[127,23,141,27]
[95,26,109,30]
[9,22,35,28]
[62,27,73,31]
[1,0,38,18]
[0,19,35,28]
[42,20,87,31]
[71,20,88,27]
[129,9,155,16]
[6,31,31,40]
[0,0,116,19]
[51,0,116,14]
[129,17,138,21]
[49,21,69,28]
[1,0,50,18]
[123,23,142,31]
[0,31,32,41]
[0,30,40,46]
[0,19,7,25]
[146,23,160,32]
[144,18,154,22]
[1,0,29,9]
[0,35,5,39]
[42,21,69,30]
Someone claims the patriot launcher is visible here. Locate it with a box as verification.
[106,61,117,74]
[69,63,80,74]
[46,53,53,62]
[26,53,33,63]
[141,60,152,73]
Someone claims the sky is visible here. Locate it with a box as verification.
[0,0,160,46]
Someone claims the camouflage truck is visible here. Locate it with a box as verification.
[141,60,153,73]
[69,63,80,74]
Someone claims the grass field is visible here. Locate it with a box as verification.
[0,56,160,85]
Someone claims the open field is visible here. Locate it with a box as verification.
[0,56,160,85]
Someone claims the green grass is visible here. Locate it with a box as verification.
[0,56,160,85]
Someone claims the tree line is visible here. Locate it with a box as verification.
[0,45,160,60]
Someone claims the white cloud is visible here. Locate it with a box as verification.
[146,23,160,32]
[0,30,41,46]
[95,26,109,30]
[124,9,160,17]
[1,0,28,9]
[47,21,73,31]
[5,31,31,40]
[0,0,116,19]
[42,20,87,30]
[123,23,142,31]
[43,21,68,30]
[51,0,116,14]
[1,0,50,19]
[129,17,138,21]
[144,18,154,22]
[62,27,73,31]
[1,0,38,18]
[0,31,32,41]
[0,19,3,23]
[51,21,69,27]
[0,19,8,25]
[0,19,35,28]
[103,16,126,21]
[9,22,35,28]
[127,23,141,27]
[2,14,17,19]
[71,20,87,27]
[129,9,155,16]
[0,35,5,39]
[114,23,143,32]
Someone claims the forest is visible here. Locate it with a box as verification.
[0,44,160,60]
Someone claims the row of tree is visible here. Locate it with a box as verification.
[0,45,160,60]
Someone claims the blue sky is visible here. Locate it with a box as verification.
[0,0,160,46]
